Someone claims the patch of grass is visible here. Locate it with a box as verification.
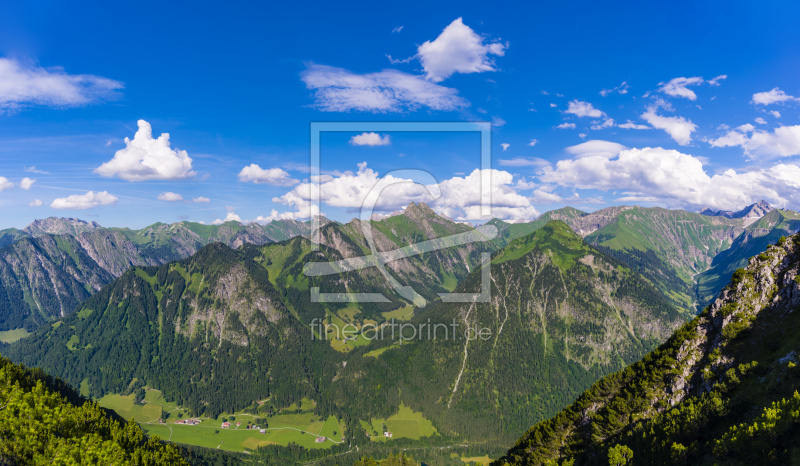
[366,404,437,441]
[460,455,493,465]
[134,268,157,286]
[65,334,80,351]
[381,305,415,321]
[0,328,31,343]
[364,346,396,358]
[76,307,94,319]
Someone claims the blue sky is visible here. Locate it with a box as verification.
[1,1,799,228]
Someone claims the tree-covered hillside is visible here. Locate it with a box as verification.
[494,233,800,465]
[0,353,188,464]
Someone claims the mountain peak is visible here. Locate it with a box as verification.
[403,202,437,218]
[700,200,773,220]
[23,217,102,236]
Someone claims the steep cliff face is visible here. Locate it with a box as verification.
[495,232,800,465]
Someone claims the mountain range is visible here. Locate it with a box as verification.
[2,200,799,463]
[2,201,796,336]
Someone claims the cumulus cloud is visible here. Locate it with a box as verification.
[301,63,468,113]
[19,177,35,190]
[500,143,510,151]
[565,140,627,159]
[528,139,538,147]
[350,132,391,146]
[212,207,242,225]
[416,18,506,82]
[658,76,704,100]
[540,146,800,210]
[641,108,697,145]
[556,122,576,129]
[270,162,539,222]
[708,124,800,159]
[50,191,118,210]
[0,57,122,111]
[238,164,299,186]
[755,117,768,125]
[752,88,799,106]
[565,100,605,118]
[0,177,12,192]
[157,191,184,202]
[771,110,782,118]
[618,120,650,130]
[29,199,42,207]
[193,196,210,203]
[599,81,629,97]
[95,120,195,181]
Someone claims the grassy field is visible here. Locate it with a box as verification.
[0,328,30,343]
[381,305,415,321]
[360,404,437,441]
[100,391,344,453]
[459,455,493,465]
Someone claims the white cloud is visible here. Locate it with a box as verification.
[708,124,800,159]
[391,26,404,34]
[24,166,50,175]
[500,143,510,151]
[591,118,615,130]
[641,110,697,145]
[498,157,550,168]
[566,140,627,159]
[752,88,799,106]
[755,117,767,125]
[50,191,118,210]
[0,177,12,192]
[578,133,587,140]
[212,209,242,225]
[549,103,557,108]
[528,139,538,147]
[95,120,195,181]
[301,63,468,112]
[157,191,184,202]
[271,162,539,222]
[658,76,704,100]
[565,100,605,118]
[556,122,576,129]
[708,75,727,86]
[492,116,506,127]
[193,196,210,203]
[770,110,782,118]
[19,177,35,190]
[238,164,298,186]
[618,120,650,130]
[29,199,42,207]
[0,57,122,111]
[416,18,506,82]
[350,132,391,146]
[540,146,800,210]
[599,81,629,96]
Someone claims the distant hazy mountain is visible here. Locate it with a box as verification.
[700,199,773,222]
